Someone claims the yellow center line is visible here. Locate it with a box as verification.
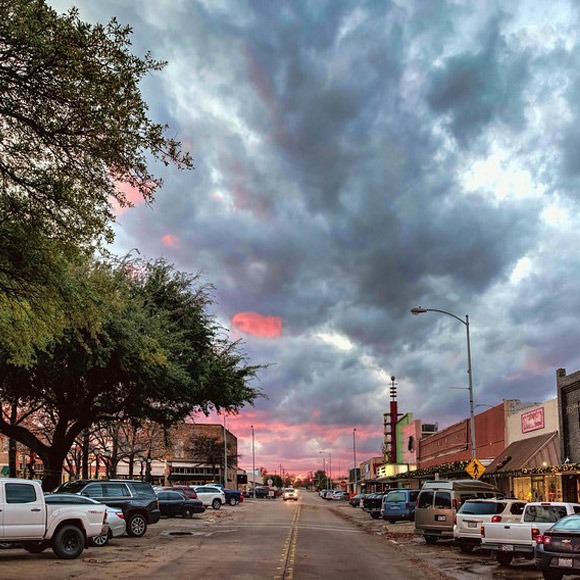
[274,503,301,580]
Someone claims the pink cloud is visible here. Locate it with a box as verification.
[161,234,179,248]
[232,312,282,337]
[110,182,147,216]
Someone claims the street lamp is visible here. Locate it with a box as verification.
[353,428,357,492]
[251,425,256,499]
[319,451,332,489]
[410,306,476,459]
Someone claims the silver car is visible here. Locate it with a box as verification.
[44,493,126,546]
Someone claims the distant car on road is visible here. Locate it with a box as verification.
[349,493,366,508]
[330,491,350,501]
[380,489,420,524]
[283,488,298,501]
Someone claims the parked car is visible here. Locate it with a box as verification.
[161,485,199,500]
[44,493,126,547]
[0,479,107,559]
[253,486,272,499]
[192,485,226,509]
[319,489,332,499]
[380,489,420,523]
[415,479,500,544]
[283,488,298,501]
[349,493,366,508]
[54,479,161,538]
[453,498,527,553]
[330,491,350,501]
[482,501,580,566]
[223,489,243,506]
[535,513,580,579]
[157,490,205,518]
[363,492,388,519]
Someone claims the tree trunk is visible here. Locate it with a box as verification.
[81,430,89,479]
[40,448,68,492]
[8,438,16,477]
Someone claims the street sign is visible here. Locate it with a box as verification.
[466,458,485,480]
[340,480,347,489]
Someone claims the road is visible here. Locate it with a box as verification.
[0,490,551,579]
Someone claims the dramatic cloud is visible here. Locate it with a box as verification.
[231,312,282,338]
[48,0,580,476]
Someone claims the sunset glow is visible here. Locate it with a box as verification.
[232,312,282,337]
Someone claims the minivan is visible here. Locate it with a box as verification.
[414,479,500,544]
[381,489,420,523]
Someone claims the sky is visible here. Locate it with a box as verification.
[47,0,580,481]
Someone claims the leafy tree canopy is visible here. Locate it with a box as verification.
[0,256,263,489]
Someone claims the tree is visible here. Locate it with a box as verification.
[0,257,262,490]
[0,0,192,360]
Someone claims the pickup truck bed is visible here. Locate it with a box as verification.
[481,502,580,566]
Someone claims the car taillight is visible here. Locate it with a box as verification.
[240,494,244,503]
[452,498,458,510]
[531,527,541,540]
[454,515,457,525]
[491,515,502,523]
[103,508,107,524]
[116,513,125,520]
[481,525,485,537]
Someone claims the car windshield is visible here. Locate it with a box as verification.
[54,481,86,494]
[385,491,406,502]
[458,501,505,515]
[550,515,580,531]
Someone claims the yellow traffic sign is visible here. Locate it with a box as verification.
[466,458,485,480]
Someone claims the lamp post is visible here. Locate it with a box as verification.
[251,425,256,499]
[319,451,332,489]
[353,428,357,493]
[223,415,228,488]
[410,306,476,459]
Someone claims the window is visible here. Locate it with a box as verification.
[385,491,406,502]
[434,492,451,509]
[6,483,37,504]
[417,491,434,509]
[510,503,526,515]
[459,501,505,515]
[103,484,130,498]
[81,483,104,498]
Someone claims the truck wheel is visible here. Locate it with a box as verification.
[212,498,222,510]
[228,497,238,506]
[496,552,513,566]
[89,531,110,547]
[183,506,194,519]
[23,541,48,553]
[425,536,438,545]
[371,513,380,519]
[127,513,147,537]
[459,544,474,553]
[52,525,84,559]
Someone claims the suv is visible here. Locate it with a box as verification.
[454,498,527,553]
[55,479,161,537]
[381,489,420,523]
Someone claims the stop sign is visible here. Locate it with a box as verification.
[340,480,347,489]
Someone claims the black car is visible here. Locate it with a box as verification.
[157,490,205,518]
[362,492,387,519]
[55,479,161,537]
[535,514,580,579]
[253,486,271,499]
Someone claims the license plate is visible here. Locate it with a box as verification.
[436,515,446,522]
[558,557,573,568]
[467,522,477,528]
[501,545,514,552]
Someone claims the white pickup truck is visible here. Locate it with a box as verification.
[481,501,580,566]
[0,478,107,559]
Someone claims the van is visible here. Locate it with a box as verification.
[414,479,500,544]
[380,489,420,523]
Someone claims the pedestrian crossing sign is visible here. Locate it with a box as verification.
[466,458,485,480]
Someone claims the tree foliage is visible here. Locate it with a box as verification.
[0,0,192,359]
[0,257,262,489]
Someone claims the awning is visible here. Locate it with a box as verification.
[486,431,560,474]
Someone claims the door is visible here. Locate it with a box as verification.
[1,482,45,539]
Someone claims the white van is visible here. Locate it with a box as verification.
[414,479,500,544]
